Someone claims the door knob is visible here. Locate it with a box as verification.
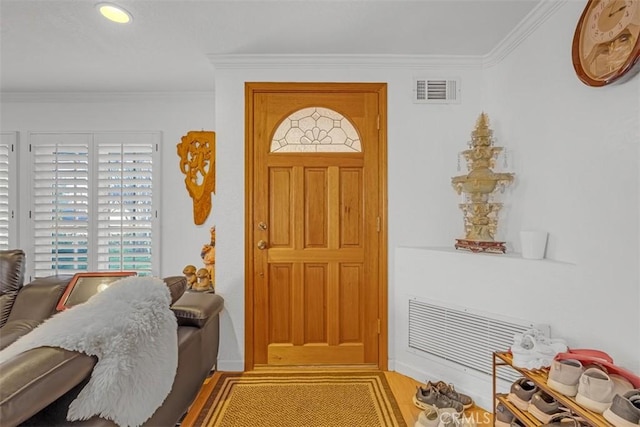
[257,240,268,250]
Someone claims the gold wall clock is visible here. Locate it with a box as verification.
[572,0,640,86]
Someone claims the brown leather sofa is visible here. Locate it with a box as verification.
[0,251,223,427]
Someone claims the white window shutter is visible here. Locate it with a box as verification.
[31,137,90,276]
[96,142,154,274]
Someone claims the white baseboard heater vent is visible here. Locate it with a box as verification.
[408,297,547,383]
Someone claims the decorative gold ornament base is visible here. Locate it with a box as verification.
[454,239,506,254]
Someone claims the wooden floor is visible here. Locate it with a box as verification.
[181,370,491,426]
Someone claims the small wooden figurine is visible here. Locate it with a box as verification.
[192,268,212,292]
[182,265,197,289]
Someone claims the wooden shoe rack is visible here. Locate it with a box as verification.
[492,351,614,426]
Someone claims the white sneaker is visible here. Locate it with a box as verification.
[513,328,567,349]
[576,368,617,413]
[547,359,584,396]
[415,408,439,427]
[511,330,567,369]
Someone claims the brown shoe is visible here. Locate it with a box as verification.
[413,385,464,413]
[427,380,474,409]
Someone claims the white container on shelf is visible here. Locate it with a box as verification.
[520,230,548,259]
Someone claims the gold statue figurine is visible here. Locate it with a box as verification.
[200,226,216,289]
[451,113,514,253]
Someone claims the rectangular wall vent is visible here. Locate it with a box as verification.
[413,78,461,104]
[408,297,548,383]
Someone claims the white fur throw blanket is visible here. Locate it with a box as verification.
[0,276,178,427]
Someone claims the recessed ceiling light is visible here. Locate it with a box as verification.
[96,3,132,24]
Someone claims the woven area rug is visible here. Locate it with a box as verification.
[193,371,407,427]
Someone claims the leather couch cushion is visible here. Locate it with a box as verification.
[6,276,71,324]
[0,319,41,350]
[163,276,187,305]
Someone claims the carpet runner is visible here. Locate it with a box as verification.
[192,370,407,427]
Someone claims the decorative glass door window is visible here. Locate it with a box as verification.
[271,107,361,153]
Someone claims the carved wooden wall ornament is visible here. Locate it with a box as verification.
[177,131,216,225]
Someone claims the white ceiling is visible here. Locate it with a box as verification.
[0,0,543,93]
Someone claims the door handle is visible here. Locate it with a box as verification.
[257,240,268,250]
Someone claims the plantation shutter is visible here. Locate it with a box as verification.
[0,132,17,250]
[95,135,155,275]
[31,134,91,276]
[29,132,160,278]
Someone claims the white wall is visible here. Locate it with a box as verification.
[0,93,216,280]
[393,1,640,411]
[486,1,639,365]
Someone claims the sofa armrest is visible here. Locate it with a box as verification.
[0,347,96,427]
[171,292,224,328]
[6,276,72,324]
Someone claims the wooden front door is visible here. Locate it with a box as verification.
[245,82,387,369]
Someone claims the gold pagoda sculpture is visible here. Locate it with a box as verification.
[451,113,514,253]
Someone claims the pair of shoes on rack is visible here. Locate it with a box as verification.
[510,329,567,370]
[548,347,632,398]
[555,349,640,388]
[507,377,567,423]
[549,348,639,416]
[603,388,640,427]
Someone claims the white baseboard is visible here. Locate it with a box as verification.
[216,359,244,372]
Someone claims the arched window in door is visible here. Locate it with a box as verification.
[270,107,362,153]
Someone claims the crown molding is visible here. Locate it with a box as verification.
[208,54,484,70]
[209,1,566,70]
[0,91,215,103]
[483,0,567,68]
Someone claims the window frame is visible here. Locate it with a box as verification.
[27,131,162,278]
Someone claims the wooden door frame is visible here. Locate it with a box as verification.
[244,82,388,371]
